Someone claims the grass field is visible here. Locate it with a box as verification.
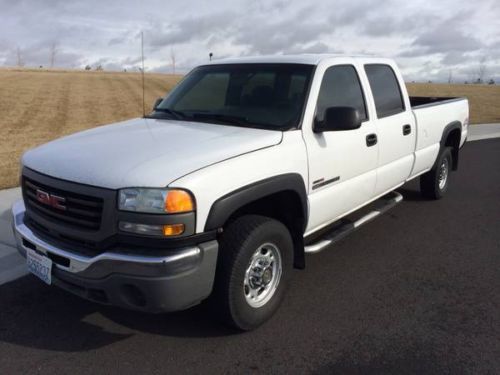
[406,83,500,124]
[0,69,182,189]
[1,68,499,190]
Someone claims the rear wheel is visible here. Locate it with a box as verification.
[212,215,293,331]
[420,147,453,199]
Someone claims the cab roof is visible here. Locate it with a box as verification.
[207,54,389,66]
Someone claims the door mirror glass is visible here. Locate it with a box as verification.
[314,106,361,132]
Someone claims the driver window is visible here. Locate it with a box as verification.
[316,65,368,123]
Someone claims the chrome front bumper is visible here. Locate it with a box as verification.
[12,200,219,312]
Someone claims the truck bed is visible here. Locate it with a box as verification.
[410,96,465,109]
[410,95,468,169]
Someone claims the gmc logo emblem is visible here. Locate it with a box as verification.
[36,189,67,210]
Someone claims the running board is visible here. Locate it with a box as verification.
[304,191,403,254]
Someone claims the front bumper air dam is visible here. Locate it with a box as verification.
[12,200,218,313]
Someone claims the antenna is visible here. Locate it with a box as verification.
[141,31,145,117]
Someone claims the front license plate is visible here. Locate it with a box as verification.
[27,249,52,285]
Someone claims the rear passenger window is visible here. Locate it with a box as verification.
[316,65,368,123]
[364,64,405,118]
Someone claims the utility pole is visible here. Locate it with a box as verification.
[50,42,58,68]
[171,48,176,74]
[16,46,24,67]
[141,31,145,117]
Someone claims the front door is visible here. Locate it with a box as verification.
[303,62,378,234]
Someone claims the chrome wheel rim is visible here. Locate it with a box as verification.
[243,243,282,308]
[438,158,449,190]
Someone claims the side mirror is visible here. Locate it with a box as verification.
[314,106,362,132]
[153,97,163,109]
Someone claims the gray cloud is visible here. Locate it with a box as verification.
[362,13,439,38]
[285,42,335,55]
[147,11,235,47]
[412,24,483,54]
[237,7,332,54]
[108,35,128,46]
[393,7,499,81]
[0,0,498,82]
[441,51,468,66]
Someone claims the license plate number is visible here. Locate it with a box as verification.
[27,249,52,285]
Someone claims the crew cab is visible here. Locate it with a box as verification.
[12,55,468,330]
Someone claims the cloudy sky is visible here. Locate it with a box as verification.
[1,0,499,82]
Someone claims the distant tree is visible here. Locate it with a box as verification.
[39,65,43,69]
[428,80,432,83]
[488,78,495,85]
[95,64,103,71]
[464,81,468,84]
[16,46,25,67]
[84,65,91,71]
[49,42,58,68]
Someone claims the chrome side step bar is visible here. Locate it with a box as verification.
[304,191,403,254]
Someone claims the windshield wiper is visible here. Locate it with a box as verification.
[150,107,186,120]
[190,113,252,127]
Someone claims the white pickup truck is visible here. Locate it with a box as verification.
[12,55,468,330]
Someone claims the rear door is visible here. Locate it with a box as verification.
[363,63,416,195]
[303,61,378,234]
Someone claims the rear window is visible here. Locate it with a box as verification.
[364,64,405,118]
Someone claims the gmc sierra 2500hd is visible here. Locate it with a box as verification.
[12,55,468,330]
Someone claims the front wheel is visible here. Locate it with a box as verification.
[212,215,293,331]
[420,147,453,199]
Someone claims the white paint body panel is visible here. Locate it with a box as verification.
[405,100,469,179]
[20,55,469,237]
[171,131,308,233]
[299,57,378,234]
[22,118,282,189]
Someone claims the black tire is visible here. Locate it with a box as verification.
[420,147,453,200]
[211,215,293,331]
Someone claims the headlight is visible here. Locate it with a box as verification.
[118,188,195,214]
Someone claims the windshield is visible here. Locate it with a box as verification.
[150,63,314,130]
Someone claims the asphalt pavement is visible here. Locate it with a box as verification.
[0,138,499,374]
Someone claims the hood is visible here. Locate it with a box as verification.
[22,118,282,189]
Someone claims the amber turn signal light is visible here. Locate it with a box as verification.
[165,190,194,213]
[163,223,185,236]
